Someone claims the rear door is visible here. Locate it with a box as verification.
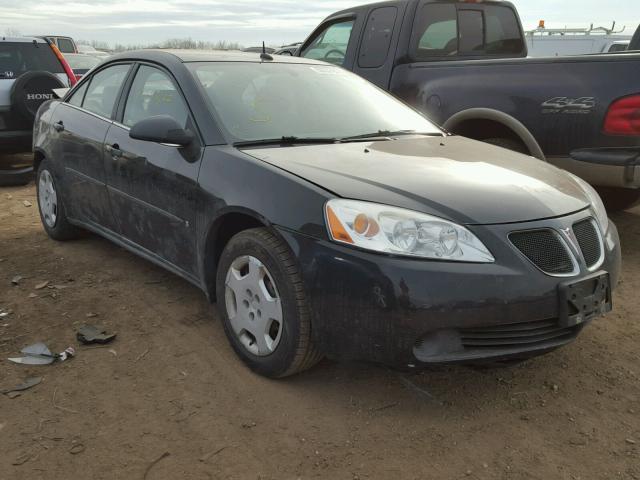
[51,63,131,230]
[103,63,202,275]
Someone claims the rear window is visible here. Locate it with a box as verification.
[0,43,63,79]
[412,2,524,60]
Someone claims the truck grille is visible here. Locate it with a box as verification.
[573,219,602,268]
[460,319,578,349]
[509,230,574,275]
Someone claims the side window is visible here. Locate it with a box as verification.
[358,7,398,68]
[483,5,524,55]
[82,64,130,118]
[301,20,355,66]
[458,10,483,53]
[67,82,88,107]
[123,65,189,129]
[412,3,524,59]
[414,4,458,56]
[57,38,75,54]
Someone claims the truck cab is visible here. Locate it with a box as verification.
[299,0,526,89]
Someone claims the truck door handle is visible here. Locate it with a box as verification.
[106,143,123,158]
[53,121,64,132]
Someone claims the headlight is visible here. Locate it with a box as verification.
[325,199,495,263]
[569,174,609,232]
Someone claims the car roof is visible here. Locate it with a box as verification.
[0,36,48,44]
[107,49,326,65]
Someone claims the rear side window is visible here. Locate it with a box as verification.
[412,3,524,60]
[458,10,483,53]
[82,64,130,118]
[301,20,355,66]
[0,43,64,78]
[358,7,398,68]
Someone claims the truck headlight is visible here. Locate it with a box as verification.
[325,199,494,263]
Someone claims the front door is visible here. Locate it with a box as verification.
[103,64,202,276]
[52,63,131,231]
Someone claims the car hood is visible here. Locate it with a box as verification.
[242,136,590,225]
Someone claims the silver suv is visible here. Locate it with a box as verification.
[1,37,73,184]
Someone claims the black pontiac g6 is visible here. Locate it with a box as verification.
[33,50,621,377]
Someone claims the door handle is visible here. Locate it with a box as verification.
[53,121,64,132]
[106,143,123,159]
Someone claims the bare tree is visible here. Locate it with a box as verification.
[4,28,22,37]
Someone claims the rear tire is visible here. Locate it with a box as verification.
[215,228,323,378]
[596,187,640,212]
[36,159,81,241]
[483,137,529,155]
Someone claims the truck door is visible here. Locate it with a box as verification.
[352,4,407,89]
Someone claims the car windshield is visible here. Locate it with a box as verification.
[189,62,442,143]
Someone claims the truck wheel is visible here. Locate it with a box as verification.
[216,228,323,378]
[596,187,640,212]
[483,137,529,155]
[36,159,81,240]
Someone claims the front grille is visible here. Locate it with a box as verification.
[573,219,602,268]
[510,230,574,275]
[459,319,578,349]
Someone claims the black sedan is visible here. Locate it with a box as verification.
[33,50,621,377]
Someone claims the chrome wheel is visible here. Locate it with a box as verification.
[224,255,283,356]
[38,169,58,228]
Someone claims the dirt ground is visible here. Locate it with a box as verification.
[0,178,638,480]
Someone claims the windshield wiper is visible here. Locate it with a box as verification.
[234,136,339,148]
[340,130,442,142]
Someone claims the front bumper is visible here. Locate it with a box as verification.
[277,210,621,366]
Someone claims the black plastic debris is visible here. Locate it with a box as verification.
[8,343,75,365]
[1,377,42,398]
[77,325,116,345]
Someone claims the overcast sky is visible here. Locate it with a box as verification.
[1,0,638,47]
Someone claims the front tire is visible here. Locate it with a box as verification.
[36,159,80,241]
[216,228,322,378]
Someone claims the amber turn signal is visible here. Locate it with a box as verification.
[326,206,354,244]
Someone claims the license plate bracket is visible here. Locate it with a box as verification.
[558,272,612,328]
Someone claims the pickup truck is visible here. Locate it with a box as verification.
[297,0,640,210]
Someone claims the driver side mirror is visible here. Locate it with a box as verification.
[129,115,194,147]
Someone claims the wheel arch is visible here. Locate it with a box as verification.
[443,108,546,161]
[33,148,47,173]
[202,208,274,302]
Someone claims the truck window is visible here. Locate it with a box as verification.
[415,4,458,55]
[57,38,75,54]
[458,10,483,52]
[412,2,524,60]
[358,7,398,68]
[301,19,355,66]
